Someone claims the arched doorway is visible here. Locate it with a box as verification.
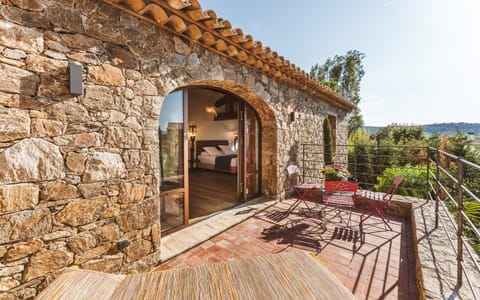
[158,87,262,234]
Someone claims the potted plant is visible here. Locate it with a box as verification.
[322,164,350,181]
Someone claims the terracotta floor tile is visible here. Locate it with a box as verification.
[156,200,418,300]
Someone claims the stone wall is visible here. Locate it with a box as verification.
[0,0,350,298]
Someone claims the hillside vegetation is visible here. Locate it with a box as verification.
[364,122,480,136]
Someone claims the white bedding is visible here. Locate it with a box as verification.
[199,154,237,167]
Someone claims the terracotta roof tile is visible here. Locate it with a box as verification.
[104,0,355,111]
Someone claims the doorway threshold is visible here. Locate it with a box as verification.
[159,196,276,263]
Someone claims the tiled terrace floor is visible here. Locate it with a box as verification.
[156,199,419,300]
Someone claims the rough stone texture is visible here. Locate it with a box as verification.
[81,254,123,273]
[55,196,106,226]
[118,182,146,204]
[116,198,159,233]
[31,118,65,137]
[0,184,39,214]
[0,138,64,184]
[0,208,51,244]
[39,180,79,201]
[23,249,73,281]
[88,64,124,86]
[124,239,151,263]
[83,152,125,183]
[0,0,352,297]
[3,239,43,262]
[0,107,30,142]
[66,232,96,254]
[0,20,43,53]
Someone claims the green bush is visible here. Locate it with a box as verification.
[374,165,428,198]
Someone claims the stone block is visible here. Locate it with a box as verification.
[23,249,73,281]
[9,0,45,12]
[81,254,123,273]
[0,277,20,292]
[0,208,52,244]
[55,196,107,226]
[40,180,79,201]
[0,63,39,96]
[66,152,87,174]
[31,119,65,137]
[88,64,124,87]
[66,231,97,254]
[0,183,39,214]
[77,182,103,198]
[0,138,64,184]
[82,85,115,111]
[0,20,43,53]
[116,198,159,232]
[46,101,90,122]
[119,182,146,204]
[45,5,84,33]
[124,239,151,263]
[83,152,125,183]
[42,228,76,241]
[0,107,30,142]
[104,126,140,149]
[105,43,138,69]
[0,92,42,110]
[3,239,43,262]
[132,80,157,96]
[59,33,103,53]
[0,5,49,29]
[74,243,111,265]
[96,224,120,242]
[26,54,68,75]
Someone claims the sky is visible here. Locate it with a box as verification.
[199,0,480,126]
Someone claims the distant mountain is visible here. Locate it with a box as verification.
[363,123,480,136]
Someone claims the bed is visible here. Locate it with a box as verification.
[196,140,237,174]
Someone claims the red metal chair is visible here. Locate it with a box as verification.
[286,165,320,213]
[359,176,403,230]
[322,181,358,226]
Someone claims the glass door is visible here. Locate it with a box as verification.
[159,90,188,233]
[240,103,261,201]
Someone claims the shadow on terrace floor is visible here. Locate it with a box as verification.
[157,199,419,300]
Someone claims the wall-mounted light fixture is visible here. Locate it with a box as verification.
[205,106,218,117]
[69,63,83,95]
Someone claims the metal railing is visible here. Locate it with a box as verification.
[427,147,480,299]
[300,143,480,298]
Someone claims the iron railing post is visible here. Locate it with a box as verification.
[426,147,430,200]
[435,148,440,229]
[302,144,306,183]
[456,157,464,286]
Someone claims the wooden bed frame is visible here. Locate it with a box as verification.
[195,140,237,174]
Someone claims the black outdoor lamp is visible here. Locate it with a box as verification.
[188,125,197,168]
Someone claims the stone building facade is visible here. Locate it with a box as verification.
[0,0,353,298]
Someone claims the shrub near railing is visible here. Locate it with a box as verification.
[374,165,428,198]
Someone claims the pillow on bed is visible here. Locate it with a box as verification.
[199,151,211,157]
[203,146,223,156]
[218,145,235,155]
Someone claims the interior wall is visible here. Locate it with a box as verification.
[188,88,238,157]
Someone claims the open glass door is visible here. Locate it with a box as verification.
[240,103,261,201]
[159,90,188,233]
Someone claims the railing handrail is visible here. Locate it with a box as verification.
[300,143,480,299]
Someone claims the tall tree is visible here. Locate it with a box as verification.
[310,50,365,134]
[323,117,334,164]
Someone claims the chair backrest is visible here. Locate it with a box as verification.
[324,181,358,196]
[382,176,403,203]
[286,165,301,194]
